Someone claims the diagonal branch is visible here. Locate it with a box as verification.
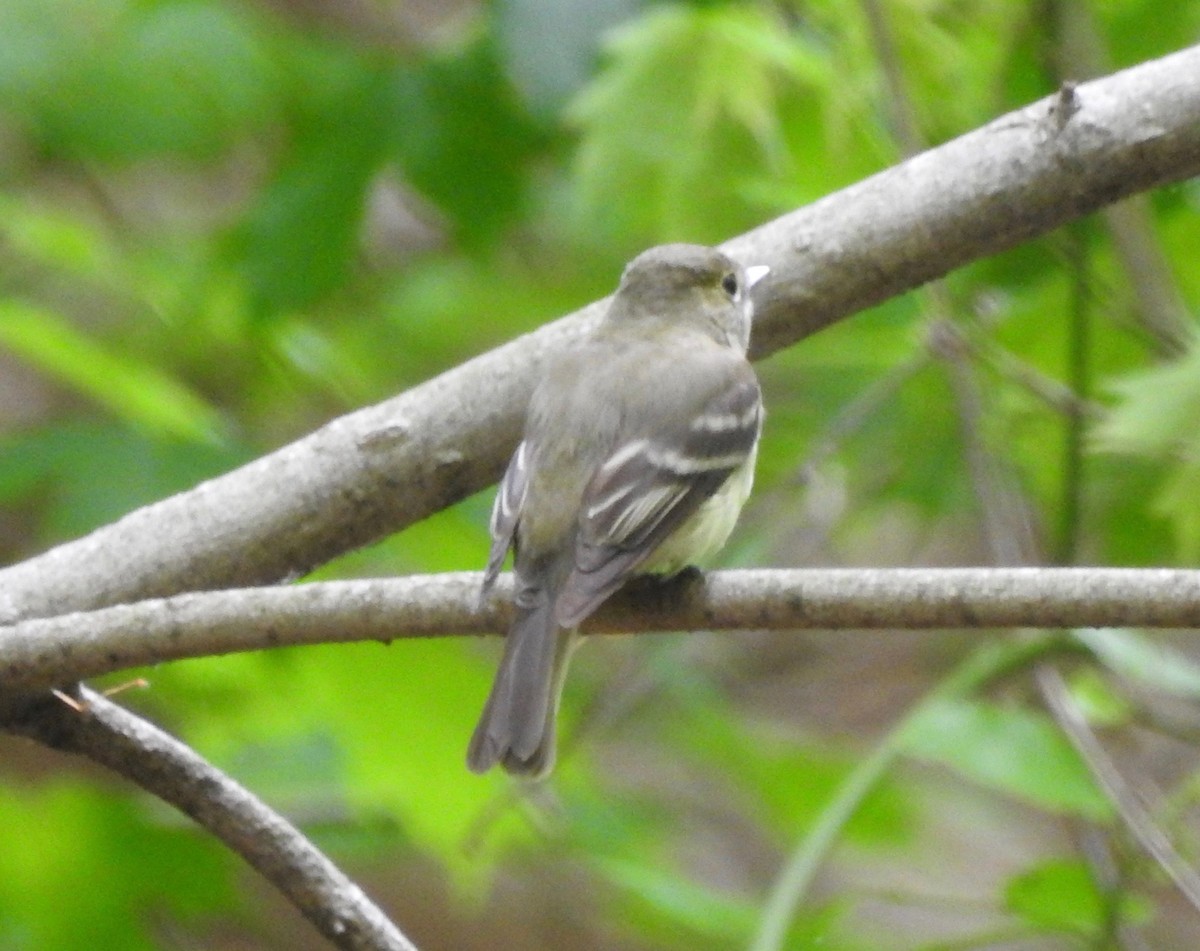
[7,567,1200,692]
[6,686,418,951]
[0,44,1198,622]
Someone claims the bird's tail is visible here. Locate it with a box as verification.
[467,589,576,777]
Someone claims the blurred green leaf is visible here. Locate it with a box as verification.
[1065,668,1133,727]
[1152,460,1200,561]
[0,196,119,283]
[1005,859,1103,935]
[1004,857,1151,936]
[0,782,235,951]
[232,60,393,312]
[569,3,824,241]
[4,0,275,160]
[0,420,248,543]
[163,638,537,884]
[1088,456,1177,565]
[1093,344,1200,458]
[664,667,913,849]
[391,32,544,246]
[1077,628,1200,699]
[593,851,861,951]
[901,697,1111,820]
[0,300,226,443]
[596,858,759,945]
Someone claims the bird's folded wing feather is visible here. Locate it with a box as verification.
[482,438,530,593]
[554,368,761,627]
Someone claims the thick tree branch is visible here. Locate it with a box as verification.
[6,686,417,951]
[5,567,1200,691]
[0,44,1197,622]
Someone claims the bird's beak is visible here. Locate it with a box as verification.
[745,265,770,289]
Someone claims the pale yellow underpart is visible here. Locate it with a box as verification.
[640,445,757,576]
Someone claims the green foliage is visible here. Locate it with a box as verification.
[0,300,226,443]
[0,421,246,542]
[1094,345,1200,459]
[596,856,862,950]
[1006,859,1106,935]
[1,0,1198,947]
[669,682,913,848]
[1005,857,1148,938]
[0,782,236,950]
[597,858,760,947]
[1093,342,1200,558]
[1077,627,1200,699]
[232,58,395,313]
[0,0,275,160]
[569,3,826,242]
[391,32,545,247]
[902,697,1111,820]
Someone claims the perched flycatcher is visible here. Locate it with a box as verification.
[467,243,769,777]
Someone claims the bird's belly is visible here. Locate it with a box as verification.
[641,451,756,576]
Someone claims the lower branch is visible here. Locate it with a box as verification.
[6,686,418,951]
[2,567,1200,691]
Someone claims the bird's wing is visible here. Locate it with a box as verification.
[554,366,761,627]
[482,438,531,594]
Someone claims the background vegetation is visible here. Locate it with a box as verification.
[1,0,1199,948]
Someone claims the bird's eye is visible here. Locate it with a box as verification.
[720,272,739,298]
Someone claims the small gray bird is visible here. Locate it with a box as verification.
[467,243,769,777]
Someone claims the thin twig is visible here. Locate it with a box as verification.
[793,352,929,482]
[1058,218,1094,566]
[859,0,924,157]
[930,318,1042,565]
[960,332,1103,420]
[1036,666,1200,915]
